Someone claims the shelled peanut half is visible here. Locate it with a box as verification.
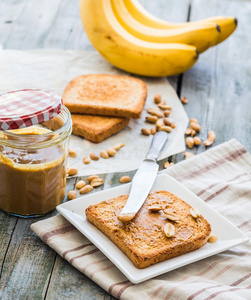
[67,142,126,169]
[66,143,127,200]
[142,93,175,137]
[141,93,176,169]
[67,174,105,200]
[184,111,216,159]
[83,143,126,165]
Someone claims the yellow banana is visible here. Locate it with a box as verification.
[124,0,237,44]
[111,0,220,53]
[123,0,186,29]
[79,0,199,77]
[199,16,237,45]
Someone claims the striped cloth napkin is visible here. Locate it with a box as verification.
[31,139,251,300]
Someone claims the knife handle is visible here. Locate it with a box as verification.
[146,131,168,161]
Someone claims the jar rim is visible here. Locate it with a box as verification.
[0,106,72,149]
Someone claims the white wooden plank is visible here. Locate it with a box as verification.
[180,0,251,158]
[45,255,115,300]
[1,0,62,49]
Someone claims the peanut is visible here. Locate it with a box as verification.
[148,205,162,212]
[163,209,180,221]
[164,223,175,237]
[147,108,163,118]
[185,128,192,135]
[156,119,163,130]
[67,168,78,176]
[190,122,201,132]
[190,207,200,219]
[141,128,151,136]
[190,118,199,124]
[163,118,171,126]
[170,122,176,129]
[164,110,171,117]
[186,137,194,148]
[184,151,194,159]
[91,178,104,187]
[76,180,86,189]
[203,131,216,147]
[120,176,131,183]
[80,185,93,194]
[181,96,188,104]
[145,115,158,123]
[113,143,125,151]
[117,212,136,222]
[194,136,201,146]
[100,150,109,159]
[88,175,99,182]
[68,149,77,158]
[107,147,117,157]
[164,161,174,169]
[154,93,161,104]
[208,234,218,243]
[208,131,216,140]
[90,152,99,161]
[159,126,172,133]
[151,127,156,135]
[191,129,197,137]
[83,156,91,164]
[158,104,172,110]
[67,190,77,200]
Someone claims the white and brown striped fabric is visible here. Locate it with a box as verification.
[31,139,251,300]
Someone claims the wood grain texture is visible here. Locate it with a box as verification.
[0,213,17,277]
[45,250,115,300]
[43,0,91,50]
[180,0,251,160]
[188,0,251,151]
[0,217,56,300]
[140,0,190,23]
[1,0,63,49]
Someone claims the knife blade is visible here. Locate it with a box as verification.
[117,131,168,222]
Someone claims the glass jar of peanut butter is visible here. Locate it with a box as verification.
[0,89,72,217]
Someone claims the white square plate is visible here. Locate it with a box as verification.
[57,174,248,284]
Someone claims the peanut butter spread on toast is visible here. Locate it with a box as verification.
[86,191,211,268]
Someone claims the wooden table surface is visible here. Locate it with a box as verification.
[0,0,250,299]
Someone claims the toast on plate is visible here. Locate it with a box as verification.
[86,191,211,268]
[62,74,147,119]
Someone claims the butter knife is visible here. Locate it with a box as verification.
[117,131,168,222]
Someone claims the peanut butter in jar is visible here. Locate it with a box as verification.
[0,89,72,217]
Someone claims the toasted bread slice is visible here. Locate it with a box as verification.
[71,114,129,143]
[86,191,211,268]
[62,74,147,119]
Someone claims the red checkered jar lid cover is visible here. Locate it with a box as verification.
[0,89,62,130]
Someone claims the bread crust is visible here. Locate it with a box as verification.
[71,114,129,143]
[62,74,147,119]
[86,191,211,268]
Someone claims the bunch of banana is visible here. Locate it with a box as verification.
[79,0,237,77]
